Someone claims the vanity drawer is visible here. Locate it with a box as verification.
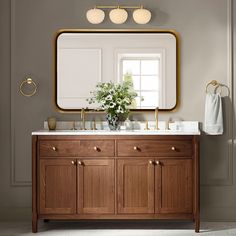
[39,140,115,157]
[117,140,193,157]
[79,140,115,157]
[39,141,80,157]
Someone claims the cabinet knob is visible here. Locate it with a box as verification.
[133,146,138,150]
[171,146,176,151]
[93,146,98,151]
[149,160,153,165]
[52,146,56,151]
[71,161,76,165]
[77,161,82,165]
[155,160,160,165]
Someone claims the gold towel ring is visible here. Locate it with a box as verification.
[205,80,221,94]
[20,78,37,97]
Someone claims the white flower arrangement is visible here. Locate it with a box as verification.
[87,80,137,121]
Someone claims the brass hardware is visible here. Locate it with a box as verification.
[166,118,172,130]
[155,160,160,165]
[205,80,230,96]
[171,146,176,151]
[94,146,98,151]
[95,5,141,9]
[20,77,37,97]
[133,146,138,150]
[206,80,219,93]
[77,161,82,165]
[149,160,153,165]
[92,120,97,130]
[144,121,150,130]
[71,161,76,165]
[52,146,56,151]
[81,108,86,130]
[154,107,159,130]
[71,121,77,130]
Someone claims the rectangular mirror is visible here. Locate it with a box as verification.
[55,29,179,112]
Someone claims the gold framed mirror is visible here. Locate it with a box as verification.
[54,29,179,112]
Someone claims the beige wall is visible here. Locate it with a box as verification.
[0,0,235,220]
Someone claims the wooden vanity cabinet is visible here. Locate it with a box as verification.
[117,158,193,215]
[39,158,115,215]
[39,158,77,215]
[77,159,115,214]
[32,135,199,233]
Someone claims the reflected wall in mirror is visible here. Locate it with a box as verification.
[55,29,179,112]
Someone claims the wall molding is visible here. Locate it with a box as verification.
[10,0,31,186]
[9,0,234,187]
[201,0,234,186]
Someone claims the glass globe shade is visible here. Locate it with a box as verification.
[109,8,128,24]
[86,8,105,24]
[133,8,151,24]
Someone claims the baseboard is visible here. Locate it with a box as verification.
[201,207,236,221]
[0,207,31,221]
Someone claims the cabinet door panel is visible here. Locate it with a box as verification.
[39,159,76,214]
[117,159,154,214]
[155,159,192,214]
[78,159,115,214]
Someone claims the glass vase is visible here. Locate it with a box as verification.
[106,113,121,131]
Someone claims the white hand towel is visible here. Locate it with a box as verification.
[204,93,223,135]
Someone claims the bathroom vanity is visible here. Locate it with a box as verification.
[32,130,200,233]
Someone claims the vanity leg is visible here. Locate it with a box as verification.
[32,136,38,233]
[194,136,200,233]
[32,214,38,233]
[195,218,200,233]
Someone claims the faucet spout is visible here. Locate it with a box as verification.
[154,107,159,130]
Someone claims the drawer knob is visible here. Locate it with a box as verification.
[155,160,160,165]
[52,146,57,151]
[133,146,138,150]
[71,161,76,165]
[149,160,154,165]
[93,146,98,151]
[77,161,82,165]
[171,146,176,151]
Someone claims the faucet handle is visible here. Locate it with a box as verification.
[71,121,77,130]
[81,108,85,119]
[144,121,150,130]
[92,120,97,130]
[154,107,159,130]
[155,107,159,119]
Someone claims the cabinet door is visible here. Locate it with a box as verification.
[77,159,115,214]
[155,159,193,214]
[117,159,154,214]
[39,159,76,214]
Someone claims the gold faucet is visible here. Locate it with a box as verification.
[154,107,159,130]
[92,120,97,130]
[71,121,77,130]
[144,121,150,130]
[81,108,86,130]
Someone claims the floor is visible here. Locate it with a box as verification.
[0,221,236,236]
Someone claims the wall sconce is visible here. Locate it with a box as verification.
[86,5,151,24]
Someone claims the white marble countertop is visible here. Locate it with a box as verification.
[32,129,201,136]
